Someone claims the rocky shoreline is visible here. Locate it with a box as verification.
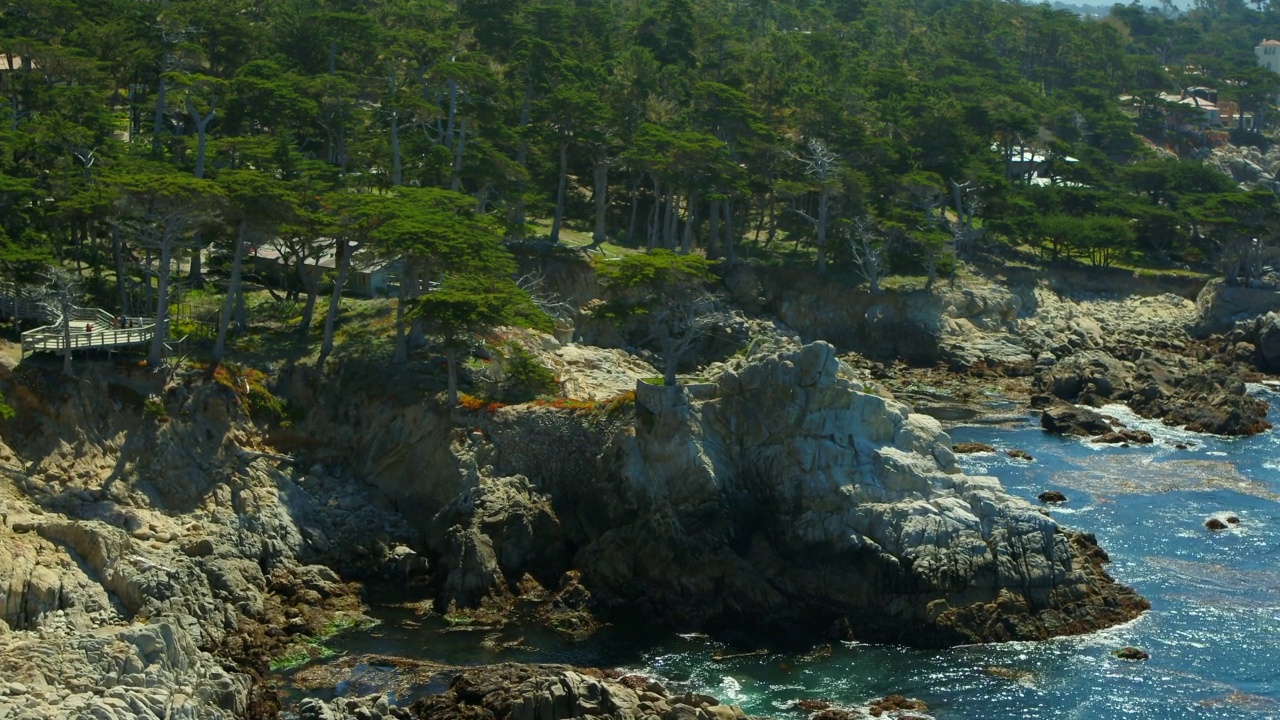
[5,261,1280,718]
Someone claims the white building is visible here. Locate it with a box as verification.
[1257,39,1280,74]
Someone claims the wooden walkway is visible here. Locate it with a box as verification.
[0,283,155,358]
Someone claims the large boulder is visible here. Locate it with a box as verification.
[1194,278,1280,337]
[1040,404,1113,436]
[1255,311,1280,372]
[429,474,568,609]
[1037,350,1134,405]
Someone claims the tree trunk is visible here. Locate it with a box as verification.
[816,187,830,274]
[151,53,168,158]
[450,117,468,192]
[408,263,426,349]
[143,250,154,317]
[393,259,410,364]
[647,176,661,250]
[446,347,459,405]
[187,100,215,290]
[626,176,640,244]
[724,199,737,263]
[752,192,767,245]
[550,141,569,243]
[234,280,247,329]
[707,198,720,259]
[60,299,72,376]
[950,180,968,230]
[213,221,247,364]
[188,239,205,289]
[508,78,533,236]
[681,192,698,254]
[298,262,319,336]
[390,111,402,187]
[662,338,678,387]
[189,99,214,179]
[317,241,354,366]
[147,240,173,367]
[764,194,778,249]
[662,190,677,250]
[113,226,129,316]
[592,158,609,245]
[445,78,458,151]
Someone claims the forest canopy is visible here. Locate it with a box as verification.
[3,0,1280,316]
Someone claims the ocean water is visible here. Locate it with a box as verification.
[299,389,1280,719]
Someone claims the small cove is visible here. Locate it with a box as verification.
[279,391,1280,719]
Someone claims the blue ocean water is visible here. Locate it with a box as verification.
[308,389,1280,719]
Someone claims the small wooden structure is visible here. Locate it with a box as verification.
[19,308,156,358]
[0,284,155,359]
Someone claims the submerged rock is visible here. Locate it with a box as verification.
[952,442,996,454]
[1038,491,1067,503]
[1092,429,1154,445]
[868,694,928,716]
[813,710,861,720]
[1113,646,1150,661]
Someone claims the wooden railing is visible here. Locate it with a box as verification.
[21,324,156,354]
[0,282,47,323]
[2,282,157,358]
[20,315,155,357]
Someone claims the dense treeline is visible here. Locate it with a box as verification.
[5,0,1280,366]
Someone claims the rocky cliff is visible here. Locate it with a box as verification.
[0,365,422,719]
[423,342,1147,647]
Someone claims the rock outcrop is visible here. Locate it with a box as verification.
[1194,278,1280,337]
[1040,404,1113,436]
[430,342,1147,647]
[1034,348,1270,436]
[0,366,421,719]
[0,617,250,720]
[408,664,753,720]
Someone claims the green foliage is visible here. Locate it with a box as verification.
[500,343,558,402]
[592,250,715,319]
[267,615,373,671]
[143,397,168,420]
[469,341,559,403]
[7,0,1280,320]
[414,275,553,346]
[208,363,299,424]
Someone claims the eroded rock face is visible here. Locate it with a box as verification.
[0,617,250,720]
[441,342,1147,647]
[0,368,419,720]
[430,474,569,610]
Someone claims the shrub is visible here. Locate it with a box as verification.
[205,363,299,424]
[467,341,558,404]
[502,343,557,402]
[143,396,168,421]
